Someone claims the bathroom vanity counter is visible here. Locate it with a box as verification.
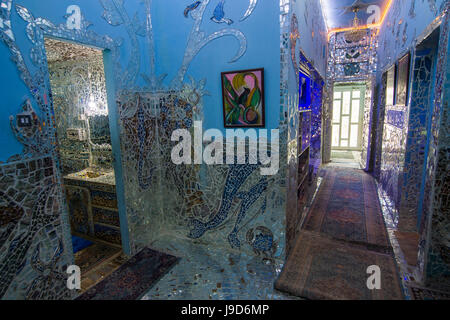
[64,168,116,188]
[63,168,122,246]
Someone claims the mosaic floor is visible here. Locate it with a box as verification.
[329,151,362,169]
[141,238,299,300]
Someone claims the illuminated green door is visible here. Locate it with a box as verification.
[331,85,365,150]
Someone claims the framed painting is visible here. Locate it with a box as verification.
[396,53,411,106]
[299,70,312,111]
[386,64,396,106]
[221,68,266,128]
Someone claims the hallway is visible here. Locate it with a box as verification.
[277,166,403,299]
[279,163,450,300]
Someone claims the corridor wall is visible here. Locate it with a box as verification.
[375,0,450,290]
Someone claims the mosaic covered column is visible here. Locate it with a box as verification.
[420,11,450,290]
[397,49,435,232]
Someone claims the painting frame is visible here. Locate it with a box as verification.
[221,68,266,128]
[386,64,396,106]
[298,70,312,111]
[395,52,411,106]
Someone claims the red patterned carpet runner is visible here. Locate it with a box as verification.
[303,167,391,251]
[276,168,403,300]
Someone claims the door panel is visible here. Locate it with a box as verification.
[332,85,365,150]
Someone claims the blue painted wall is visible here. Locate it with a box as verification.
[1,0,280,161]
[0,41,28,161]
[1,0,283,251]
[153,0,280,133]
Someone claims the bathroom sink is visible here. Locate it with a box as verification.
[65,168,114,185]
[85,171,104,179]
[74,169,105,179]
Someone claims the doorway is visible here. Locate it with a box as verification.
[44,38,125,292]
[331,84,365,166]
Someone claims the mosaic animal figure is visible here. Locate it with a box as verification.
[188,161,259,240]
[184,1,201,17]
[211,0,233,25]
[228,177,268,249]
[246,226,276,260]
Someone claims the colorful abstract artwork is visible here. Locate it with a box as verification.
[221,68,265,128]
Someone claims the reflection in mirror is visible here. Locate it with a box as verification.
[44,39,123,279]
[44,38,114,176]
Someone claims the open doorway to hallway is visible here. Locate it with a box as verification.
[330,83,365,168]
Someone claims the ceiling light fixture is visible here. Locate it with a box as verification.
[344,6,367,43]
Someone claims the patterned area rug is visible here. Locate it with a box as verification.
[408,285,450,300]
[75,242,121,274]
[303,167,391,250]
[77,247,180,300]
[275,231,403,300]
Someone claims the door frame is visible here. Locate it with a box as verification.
[41,33,131,256]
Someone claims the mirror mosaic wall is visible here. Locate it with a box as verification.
[374,0,450,290]
[0,0,292,299]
